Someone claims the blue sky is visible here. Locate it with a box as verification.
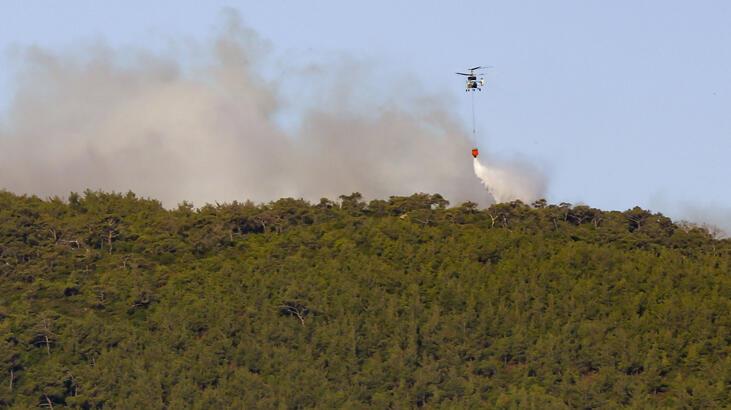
[1,1,730,223]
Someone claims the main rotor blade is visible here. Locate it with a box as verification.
[456,72,470,76]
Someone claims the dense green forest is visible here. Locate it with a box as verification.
[1,190,730,408]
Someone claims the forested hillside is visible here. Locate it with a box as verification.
[1,190,730,408]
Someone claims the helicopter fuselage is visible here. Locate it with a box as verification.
[465,78,484,91]
[457,67,488,91]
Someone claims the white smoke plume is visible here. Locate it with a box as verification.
[677,205,730,238]
[473,157,545,204]
[0,11,546,207]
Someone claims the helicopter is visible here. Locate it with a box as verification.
[458,65,492,159]
[456,66,489,91]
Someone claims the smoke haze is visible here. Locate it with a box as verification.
[0,12,546,207]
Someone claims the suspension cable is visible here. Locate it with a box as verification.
[471,90,476,138]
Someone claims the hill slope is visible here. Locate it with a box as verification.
[1,190,730,408]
